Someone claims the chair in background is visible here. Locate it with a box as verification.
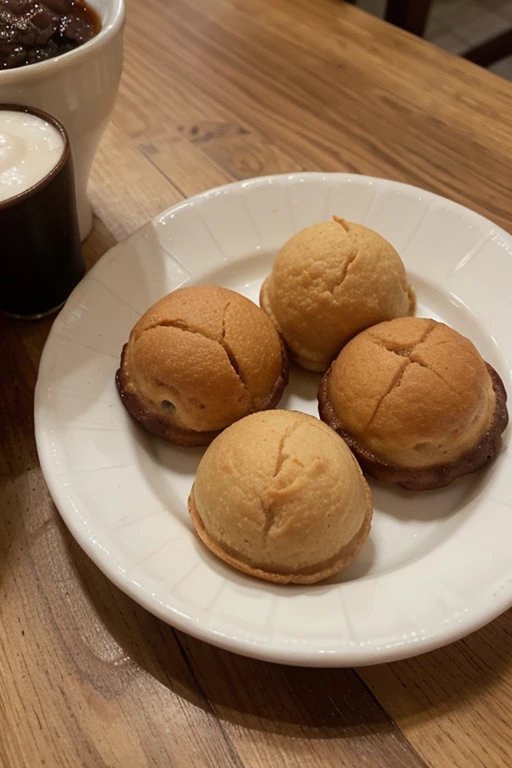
[347,0,512,67]
[384,0,431,36]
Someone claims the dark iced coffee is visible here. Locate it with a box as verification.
[0,0,101,69]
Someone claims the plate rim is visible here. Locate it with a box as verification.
[35,171,512,667]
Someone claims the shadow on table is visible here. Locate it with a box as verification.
[60,517,511,742]
[0,216,117,594]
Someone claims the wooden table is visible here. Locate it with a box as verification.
[2,1,512,765]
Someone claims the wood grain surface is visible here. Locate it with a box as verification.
[1,1,512,766]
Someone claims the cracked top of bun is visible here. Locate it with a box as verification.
[116,286,289,446]
[321,318,497,469]
[260,217,415,372]
[188,410,373,584]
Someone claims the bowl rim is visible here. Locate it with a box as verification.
[0,0,125,83]
[34,172,512,667]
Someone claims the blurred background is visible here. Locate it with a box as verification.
[357,0,512,79]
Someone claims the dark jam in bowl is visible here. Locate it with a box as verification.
[0,0,101,69]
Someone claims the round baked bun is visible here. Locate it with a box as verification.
[260,216,415,372]
[188,410,373,584]
[318,317,508,490]
[116,286,289,446]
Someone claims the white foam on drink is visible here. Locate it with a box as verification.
[0,110,65,202]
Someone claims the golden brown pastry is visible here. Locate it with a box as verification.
[116,285,289,446]
[260,216,415,372]
[318,317,508,490]
[188,410,373,584]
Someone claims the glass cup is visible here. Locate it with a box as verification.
[0,105,85,319]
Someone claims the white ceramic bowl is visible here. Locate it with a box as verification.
[0,0,125,240]
[35,173,512,667]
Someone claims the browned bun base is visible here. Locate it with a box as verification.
[188,486,372,584]
[116,339,290,447]
[318,363,508,491]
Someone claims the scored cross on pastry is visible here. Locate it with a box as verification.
[318,317,508,490]
[116,285,289,446]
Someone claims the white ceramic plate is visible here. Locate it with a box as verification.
[35,173,512,667]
